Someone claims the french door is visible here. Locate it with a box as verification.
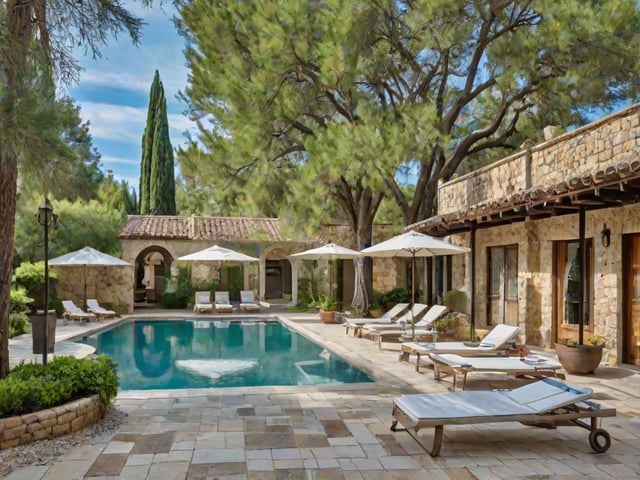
[487,245,518,326]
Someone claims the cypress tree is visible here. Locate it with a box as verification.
[139,70,176,215]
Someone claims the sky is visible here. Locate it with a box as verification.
[67,2,193,191]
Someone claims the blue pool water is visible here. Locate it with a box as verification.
[77,319,374,390]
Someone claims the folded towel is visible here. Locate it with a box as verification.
[463,341,480,347]
[479,342,495,348]
[417,342,436,349]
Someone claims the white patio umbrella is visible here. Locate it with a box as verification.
[361,231,470,338]
[290,243,361,300]
[177,245,259,263]
[49,246,131,311]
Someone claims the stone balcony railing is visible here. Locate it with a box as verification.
[438,104,640,215]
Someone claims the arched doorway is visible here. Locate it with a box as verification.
[264,247,292,300]
[135,246,174,305]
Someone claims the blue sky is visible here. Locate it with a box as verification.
[67,2,193,190]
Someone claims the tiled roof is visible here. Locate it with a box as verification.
[119,216,284,242]
[412,156,640,236]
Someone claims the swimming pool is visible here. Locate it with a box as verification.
[77,319,374,390]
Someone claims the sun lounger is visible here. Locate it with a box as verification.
[86,299,116,319]
[62,300,97,322]
[391,378,616,456]
[344,303,410,337]
[193,291,213,313]
[214,291,235,313]
[361,304,438,349]
[401,323,520,371]
[428,353,564,390]
[239,290,262,312]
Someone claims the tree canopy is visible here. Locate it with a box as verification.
[0,0,151,377]
[176,0,640,225]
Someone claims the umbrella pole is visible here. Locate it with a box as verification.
[411,254,416,339]
[84,264,87,311]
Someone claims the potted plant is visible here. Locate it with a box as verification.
[555,335,604,375]
[318,295,340,323]
[383,287,409,310]
[369,290,385,318]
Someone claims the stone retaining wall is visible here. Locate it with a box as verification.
[0,395,102,450]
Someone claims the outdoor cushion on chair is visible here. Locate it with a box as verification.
[62,300,97,322]
[193,291,213,313]
[344,302,410,337]
[239,290,261,312]
[214,291,234,313]
[391,377,616,457]
[401,323,520,370]
[86,299,116,319]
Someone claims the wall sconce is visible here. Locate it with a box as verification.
[601,223,611,248]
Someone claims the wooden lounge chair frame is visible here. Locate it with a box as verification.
[428,353,565,390]
[62,300,96,322]
[390,378,616,457]
[193,291,213,313]
[239,290,261,312]
[344,303,410,337]
[86,299,116,319]
[214,291,235,313]
[401,323,520,371]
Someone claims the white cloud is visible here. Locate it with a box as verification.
[78,101,192,147]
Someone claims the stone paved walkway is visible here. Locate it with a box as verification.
[3,310,640,479]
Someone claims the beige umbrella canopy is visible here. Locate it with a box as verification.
[290,243,361,301]
[177,245,259,263]
[48,246,131,311]
[361,231,470,337]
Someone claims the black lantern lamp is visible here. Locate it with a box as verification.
[37,198,58,365]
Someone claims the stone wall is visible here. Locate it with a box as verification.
[438,104,640,215]
[54,266,135,313]
[0,395,102,450]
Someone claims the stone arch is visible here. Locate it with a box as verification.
[134,245,174,304]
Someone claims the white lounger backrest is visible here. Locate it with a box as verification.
[215,291,231,305]
[240,290,256,303]
[378,303,410,323]
[397,303,430,324]
[415,304,448,328]
[62,300,83,314]
[505,378,593,413]
[479,323,520,347]
[195,291,211,304]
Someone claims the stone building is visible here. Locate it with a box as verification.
[411,103,640,367]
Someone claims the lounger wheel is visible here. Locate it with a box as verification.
[588,428,611,453]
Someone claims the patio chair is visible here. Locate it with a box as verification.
[428,353,564,390]
[193,291,213,313]
[401,323,520,370]
[62,300,97,322]
[360,303,434,349]
[344,302,410,337]
[239,290,261,312]
[86,299,116,319]
[390,377,616,457]
[214,291,234,313]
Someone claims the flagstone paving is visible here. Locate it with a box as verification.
[4,309,640,479]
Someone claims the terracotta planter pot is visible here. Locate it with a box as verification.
[555,342,603,375]
[319,310,336,324]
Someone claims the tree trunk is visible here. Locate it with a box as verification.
[0,145,18,378]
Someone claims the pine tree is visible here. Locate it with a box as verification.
[139,70,176,215]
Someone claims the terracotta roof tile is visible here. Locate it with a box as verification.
[119,215,284,242]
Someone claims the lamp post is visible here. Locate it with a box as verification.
[37,198,58,365]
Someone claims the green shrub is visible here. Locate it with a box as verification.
[13,261,58,311]
[442,289,469,313]
[383,287,410,304]
[0,355,119,418]
[9,312,30,338]
[10,287,33,313]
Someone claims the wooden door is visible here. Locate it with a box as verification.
[623,234,640,365]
